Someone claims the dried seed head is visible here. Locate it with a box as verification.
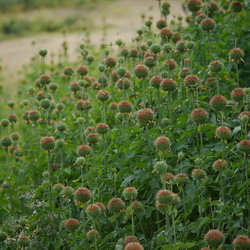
[124,242,144,250]
[64,218,79,232]
[17,235,30,247]
[213,159,227,171]
[172,32,182,43]
[8,114,18,124]
[215,126,231,140]
[85,126,96,134]
[155,136,171,151]
[10,132,19,141]
[136,108,154,125]
[174,173,189,185]
[134,64,149,79]
[40,74,52,85]
[209,95,227,111]
[118,101,133,113]
[131,201,144,212]
[187,0,202,12]
[233,235,250,250]
[237,140,250,154]
[87,229,99,240]
[116,78,131,89]
[74,187,91,203]
[124,236,139,245]
[63,66,74,76]
[208,1,219,12]
[231,88,245,102]
[77,65,88,76]
[178,68,191,79]
[40,137,55,151]
[61,186,74,197]
[208,60,223,73]
[205,77,217,88]
[105,57,116,68]
[204,229,224,248]
[161,78,177,92]
[86,204,101,218]
[77,145,91,156]
[175,40,187,53]
[165,173,175,181]
[171,193,181,206]
[156,190,173,204]
[96,90,110,102]
[164,59,177,70]
[200,18,216,32]
[108,198,125,213]
[96,123,109,134]
[123,187,137,200]
[159,28,173,39]
[195,13,207,24]
[229,48,244,63]
[52,183,64,193]
[143,57,156,69]
[94,202,105,211]
[230,1,243,12]
[190,108,208,124]
[184,75,200,87]
[192,169,206,180]
[86,133,99,144]
[129,48,139,58]
[109,102,118,111]
[150,76,164,89]
[156,19,166,29]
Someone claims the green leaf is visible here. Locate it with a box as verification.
[232,126,241,136]
[115,238,124,250]
[124,205,132,222]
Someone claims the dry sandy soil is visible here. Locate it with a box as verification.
[0,0,186,91]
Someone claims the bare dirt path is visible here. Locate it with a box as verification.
[0,0,186,90]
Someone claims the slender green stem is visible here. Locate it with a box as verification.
[180,186,186,224]
[158,89,161,128]
[236,62,239,87]
[220,171,225,204]
[130,200,135,236]
[93,219,98,250]
[168,92,173,126]
[244,155,250,229]
[156,210,160,231]
[48,151,52,213]
[171,209,176,244]
[208,31,212,63]
[6,147,13,210]
[46,109,49,136]
[165,211,172,247]
[161,174,166,189]
[82,207,86,234]
[142,79,146,108]
[199,125,203,156]
[81,166,84,186]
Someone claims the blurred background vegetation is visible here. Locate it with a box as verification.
[0,0,115,41]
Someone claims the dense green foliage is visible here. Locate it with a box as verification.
[0,0,250,249]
